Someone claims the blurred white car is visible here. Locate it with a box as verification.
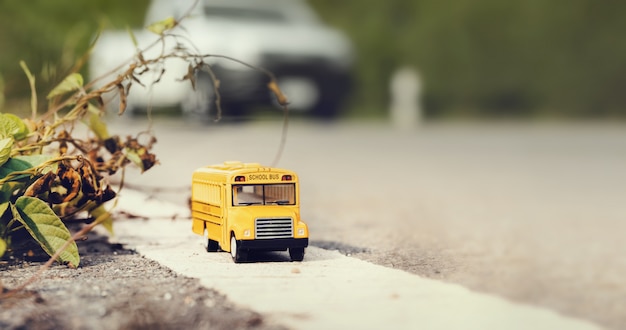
[90,0,354,119]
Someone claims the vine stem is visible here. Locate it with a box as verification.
[0,0,292,298]
[271,105,290,167]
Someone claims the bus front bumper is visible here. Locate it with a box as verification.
[238,238,309,251]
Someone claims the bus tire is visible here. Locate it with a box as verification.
[204,229,220,252]
[289,247,305,262]
[230,235,248,263]
[207,239,220,252]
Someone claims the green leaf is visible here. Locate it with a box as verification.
[47,73,84,99]
[0,137,13,167]
[0,113,29,141]
[124,147,144,171]
[0,155,53,181]
[91,205,113,235]
[0,157,30,179]
[13,196,80,267]
[0,181,21,203]
[0,238,6,258]
[87,104,109,139]
[0,115,16,139]
[15,154,54,168]
[0,202,8,217]
[146,16,177,35]
[0,113,29,140]
[5,114,29,140]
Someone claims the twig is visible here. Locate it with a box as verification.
[272,105,290,167]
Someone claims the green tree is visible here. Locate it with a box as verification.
[0,0,149,111]
[312,0,626,118]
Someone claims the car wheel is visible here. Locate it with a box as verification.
[230,235,247,263]
[219,101,248,122]
[312,99,341,120]
[289,247,305,262]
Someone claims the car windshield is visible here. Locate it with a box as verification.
[232,184,296,206]
[204,6,288,23]
[146,0,321,26]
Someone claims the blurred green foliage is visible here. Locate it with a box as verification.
[311,0,626,119]
[1,0,625,119]
[0,0,149,113]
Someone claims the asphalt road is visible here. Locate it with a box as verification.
[109,116,626,329]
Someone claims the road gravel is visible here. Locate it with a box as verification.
[0,232,286,330]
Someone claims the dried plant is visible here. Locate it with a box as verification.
[0,0,289,292]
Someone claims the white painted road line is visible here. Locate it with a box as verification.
[113,190,602,330]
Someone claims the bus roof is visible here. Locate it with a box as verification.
[193,161,297,183]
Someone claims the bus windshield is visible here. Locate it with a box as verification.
[233,184,296,206]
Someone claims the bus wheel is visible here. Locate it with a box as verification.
[289,247,305,262]
[207,239,220,252]
[204,229,220,252]
[230,235,248,263]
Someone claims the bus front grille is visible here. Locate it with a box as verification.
[255,218,293,239]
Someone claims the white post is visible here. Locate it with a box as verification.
[389,67,422,130]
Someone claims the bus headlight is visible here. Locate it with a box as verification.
[297,228,305,236]
[244,229,251,237]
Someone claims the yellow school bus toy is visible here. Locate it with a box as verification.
[191,161,309,262]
